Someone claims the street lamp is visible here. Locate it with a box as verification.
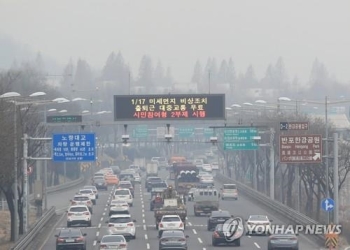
[0,91,47,240]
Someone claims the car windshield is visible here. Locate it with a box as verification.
[115,190,130,195]
[250,215,268,221]
[109,217,132,223]
[101,235,125,243]
[223,184,236,189]
[73,196,88,201]
[70,207,88,212]
[152,182,167,188]
[162,217,181,222]
[59,229,82,237]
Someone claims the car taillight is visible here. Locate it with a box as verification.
[263,222,270,225]
[179,223,183,227]
[84,212,90,215]
[122,204,128,207]
[57,237,65,242]
[159,223,163,228]
[87,201,92,205]
[161,238,168,242]
[76,237,84,242]
[67,213,73,216]
[129,195,132,199]
[178,238,186,241]
[100,244,107,248]
[127,223,134,226]
[71,202,76,205]
[119,243,127,247]
[213,231,220,238]
[108,224,114,227]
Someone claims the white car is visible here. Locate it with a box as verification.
[202,164,212,172]
[129,165,141,173]
[246,215,272,235]
[200,175,214,184]
[113,188,133,206]
[211,162,219,170]
[109,200,130,216]
[221,184,238,200]
[133,173,141,183]
[66,205,91,227]
[158,215,184,237]
[83,185,99,199]
[107,214,136,239]
[71,195,93,213]
[98,235,128,250]
[78,189,96,205]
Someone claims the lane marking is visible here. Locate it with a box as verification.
[248,235,251,238]
[145,234,148,240]
[142,209,145,213]
[103,212,106,215]
[188,222,192,226]
[254,242,261,249]
[146,243,150,249]
[96,231,99,237]
[143,225,147,230]
[98,223,101,228]
[93,240,97,246]
[104,208,107,211]
[198,237,203,243]
[203,248,206,250]
[142,213,145,217]
[100,218,103,221]
[142,204,144,208]
[192,229,197,234]
[143,219,145,223]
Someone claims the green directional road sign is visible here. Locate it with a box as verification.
[178,127,194,138]
[224,142,259,150]
[132,125,148,138]
[204,128,214,138]
[224,128,258,137]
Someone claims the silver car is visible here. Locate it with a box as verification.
[106,214,137,239]
[98,235,128,250]
[159,230,189,250]
[268,233,299,250]
[109,200,130,216]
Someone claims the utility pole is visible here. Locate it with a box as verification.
[253,150,257,190]
[208,70,211,94]
[325,96,330,224]
[296,166,300,211]
[333,133,339,224]
[270,128,275,200]
[22,134,29,234]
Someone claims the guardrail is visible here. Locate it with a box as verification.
[11,207,56,250]
[28,176,85,201]
[215,173,324,244]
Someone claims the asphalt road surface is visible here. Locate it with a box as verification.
[40,169,324,250]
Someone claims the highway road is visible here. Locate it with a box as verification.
[40,169,324,250]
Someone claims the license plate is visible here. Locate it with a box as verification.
[204,208,210,211]
[116,227,125,230]
[65,239,75,243]
[218,219,225,222]
[168,223,175,226]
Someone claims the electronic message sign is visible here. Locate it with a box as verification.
[113,94,225,121]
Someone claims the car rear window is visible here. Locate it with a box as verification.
[101,235,125,243]
[70,207,88,212]
[162,217,181,222]
[80,190,92,194]
[73,196,89,201]
[109,217,132,223]
[223,184,237,189]
[212,211,230,217]
[59,229,82,237]
[148,177,162,182]
[115,190,130,195]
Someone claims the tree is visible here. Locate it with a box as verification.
[218,59,228,84]
[164,67,173,89]
[244,65,257,88]
[138,55,154,91]
[191,60,202,86]
[154,61,165,87]
[274,57,289,94]
[60,59,74,97]
[73,59,93,92]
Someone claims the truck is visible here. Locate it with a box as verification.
[193,187,220,216]
[146,163,158,177]
[169,161,193,180]
[154,186,187,229]
[174,164,200,195]
[168,156,186,173]
[134,158,146,171]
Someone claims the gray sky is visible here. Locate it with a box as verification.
[1,0,350,83]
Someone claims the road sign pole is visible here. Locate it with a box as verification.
[296,166,300,212]
[253,150,257,190]
[334,132,339,224]
[23,133,28,234]
[270,128,275,200]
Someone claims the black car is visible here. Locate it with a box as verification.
[207,210,232,231]
[268,233,299,250]
[149,181,167,192]
[55,228,87,250]
[145,177,162,191]
[212,224,240,246]
[93,177,108,190]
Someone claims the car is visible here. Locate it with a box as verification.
[246,215,272,235]
[93,177,108,190]
[113,188,133,206]
[207,210,232,231]
[129,165,141,173]
[94,172,105,179]
[221,184,238,200]
[70,195,93,214]
[151,157,160,163]
[105,174,119,185]
[212,223,241,246]
[83,185,99,199]
[109,200,130,215]
[211,162,219,170]
[102,167,114,175]
[98,235,128,250]
[149,181,168,192]
[202,164,213,172]
[267,233,299,250]
[110,165,121,175]
[158,215,185,237]
[106,214,136,239]
[119,171,136,184]
[133,173,141,183]
[159,230,189,250]
[157,157,168,168]
[55,228,87,250]
[66,205,91,227]
[118,181,134,196]
[145,176,162,191]
[187,188,196,201]
[199,174,214,184]
[78,189,96,205]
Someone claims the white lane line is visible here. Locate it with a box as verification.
[93,240,97,246]
[203,248,206,250]
[98,223,101,228]
[96,231,99,237]
[143,219,145,223]
[254,242,261,248]
[142,213,145,217]
[104,208,107,211]
[142,204,144,208]
[146,243,150,249]
[103,212,105,216]
[100,218,103,221]
[145,234,148,240]
[142,209,145,213]
[198,237,203,243]
[248,235,251,238]
[192,229,197,234]
[188,222,192,226]
[143,225,146,230]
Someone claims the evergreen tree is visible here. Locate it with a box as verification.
[218,59,228,84]
[191,60,202,85]
[138,55,154,91]
[154,61,165,87]
[244,65,257,87]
